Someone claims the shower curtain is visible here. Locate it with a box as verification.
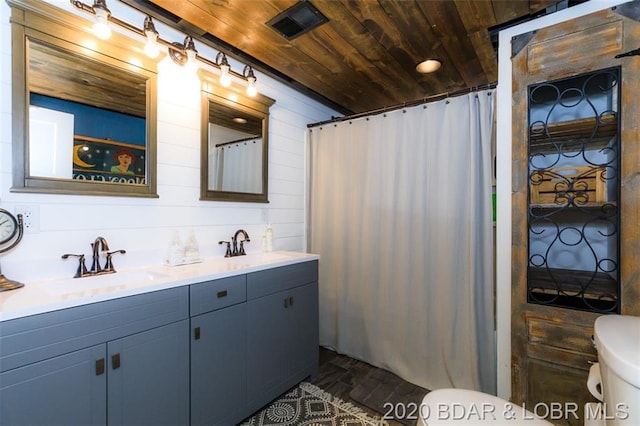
[307,90,496,393]
[210,137,263,193]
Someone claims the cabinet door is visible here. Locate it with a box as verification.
[246,281,319,413]
[0,345,106,426]
[191,303,247,426]
[107,320,189,426]
[288,282,319,380]
[511,6,640,423]
[246,289,290,412]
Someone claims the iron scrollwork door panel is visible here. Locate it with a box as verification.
[527,68,620,314]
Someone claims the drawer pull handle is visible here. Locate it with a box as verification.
[284,296,294,308]
[112,353,121,370]
[289,296,294,306]
[96,358,105,376]
[194,326,201,340]
[217,290,228,298]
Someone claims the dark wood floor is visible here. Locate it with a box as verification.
[309,347,429,426]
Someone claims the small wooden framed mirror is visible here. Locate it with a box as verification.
[200,70,275,203]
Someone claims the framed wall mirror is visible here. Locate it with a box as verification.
[200,71,275,203]
[9,0,158,197]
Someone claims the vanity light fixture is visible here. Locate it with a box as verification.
[244,65,258,97]
[143,16,160,59]
[91,0,111,40]
[71,0,260,95]
[416,59,442,74]
[216,52,232,87]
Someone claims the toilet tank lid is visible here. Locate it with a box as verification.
[594,315,640,388]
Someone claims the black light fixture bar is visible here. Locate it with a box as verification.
[70,0,256,93]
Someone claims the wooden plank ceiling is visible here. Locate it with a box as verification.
[145,0,562,114]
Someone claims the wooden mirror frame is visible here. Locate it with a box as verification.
[200,70,275,203]
[9,0,158,198]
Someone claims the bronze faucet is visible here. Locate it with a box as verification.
[62,236,126,278]
[231,229,250,256]
[91,236,110,274]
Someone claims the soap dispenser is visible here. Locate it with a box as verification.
[265,224,273,252]
[184,230,200,261]
[166,230,184,265]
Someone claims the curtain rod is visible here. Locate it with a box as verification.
[307,81,497,128]
[215,135,261,148]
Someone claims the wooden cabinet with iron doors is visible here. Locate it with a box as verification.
[511,4,640,425]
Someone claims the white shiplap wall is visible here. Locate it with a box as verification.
[0,0,338,283]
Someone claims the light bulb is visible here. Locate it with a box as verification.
[143,16,160,59]
[220,65,232,87]
[246,77,257,97]
[183,52,198,73]
[144,32,159,58]
[93,8,111,40]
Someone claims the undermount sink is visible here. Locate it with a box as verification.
[38,270,170,297]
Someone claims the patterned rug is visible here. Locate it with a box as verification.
[240,382,388,426]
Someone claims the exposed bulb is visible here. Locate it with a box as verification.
[144,32,159,58]
[243,65,258,97]
[143,16,160,58]
[93,8,111,40]
[246,76,257,97]
[220,65,232,87]
[184,53,199,72]
[183,36,198,71]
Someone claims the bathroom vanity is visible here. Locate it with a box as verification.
[0,252,319,425]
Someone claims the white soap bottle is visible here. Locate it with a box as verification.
[184,230,200,260]
[167,230,184,265]
[265,224,273,252]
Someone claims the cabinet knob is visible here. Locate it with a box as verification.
[194,326,201,340]
[217,290,228,298]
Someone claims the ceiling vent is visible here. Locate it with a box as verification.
[267,2,328,40]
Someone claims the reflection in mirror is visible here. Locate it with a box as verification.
[9,0,158,197]
[200,72,275,203]
[208,102,263,193]
[28,41,148,185]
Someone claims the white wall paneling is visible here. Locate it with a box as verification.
[0,0,337,283]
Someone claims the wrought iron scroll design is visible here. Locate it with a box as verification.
[527,67,620,313]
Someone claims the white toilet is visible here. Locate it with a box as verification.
[419,314,640,425]
[586,314,640,425]
[419,388,552,425]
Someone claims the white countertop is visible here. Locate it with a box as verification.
[0,251,319,322]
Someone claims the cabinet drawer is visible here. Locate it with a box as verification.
[190,275,246,316]
[0,287,189,373]
[247,261,318,300]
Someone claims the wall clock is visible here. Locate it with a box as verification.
[0,208,25,291]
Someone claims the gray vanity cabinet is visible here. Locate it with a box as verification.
[0,259,319,426]
[0,287,190,426]
[107,319,190,425]
[246,261,319,414]
[190,275,247,426]
[0,345,107,425]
